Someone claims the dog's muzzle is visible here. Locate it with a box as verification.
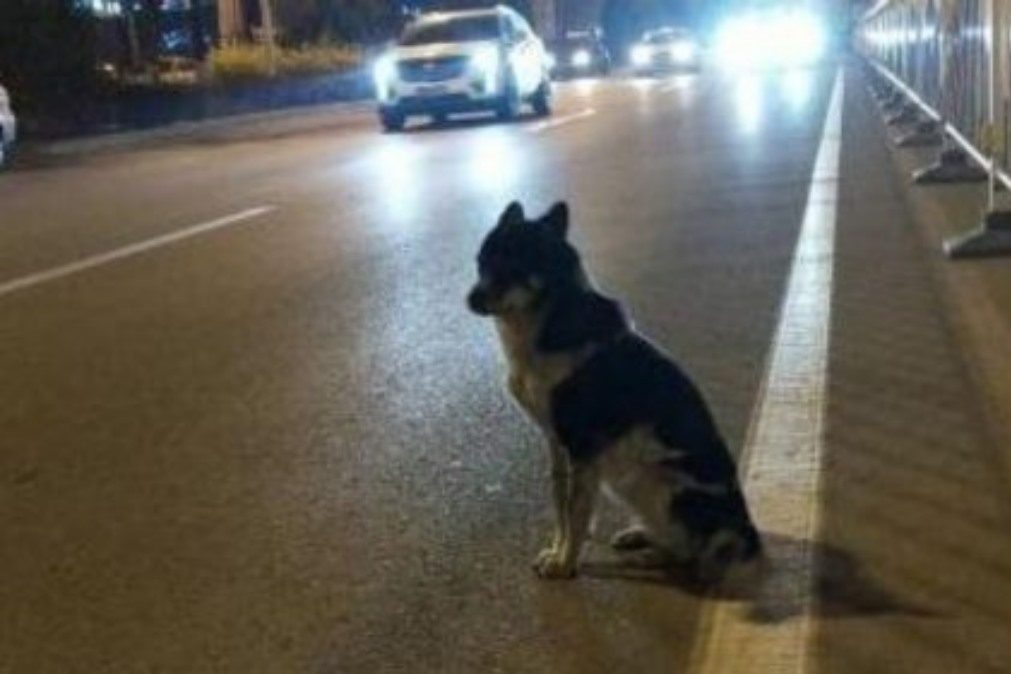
[467,283,493,316]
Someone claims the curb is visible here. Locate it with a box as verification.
[38,99,377,157]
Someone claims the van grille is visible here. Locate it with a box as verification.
[398,56,469,82]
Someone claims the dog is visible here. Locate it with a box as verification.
[467,201,762,583]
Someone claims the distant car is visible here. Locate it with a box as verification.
[630,27,702,73]
[0,82,15,168]
[373,5,553,131]
[548,30,611,78]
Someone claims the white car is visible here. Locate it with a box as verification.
[630,28,702,73]
[0,83,15,168]
[373,6,553,131]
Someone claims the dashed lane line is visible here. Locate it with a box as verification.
[0,206,277,298]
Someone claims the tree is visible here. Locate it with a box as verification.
[600,0,666,57]
[0,0,100,115]
[274,0,318,44]
[272,0,403,44]
[432,0,533,22]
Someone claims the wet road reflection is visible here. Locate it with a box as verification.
[729,67,822,136]
[365,138,425,227]
[465,128,523,195]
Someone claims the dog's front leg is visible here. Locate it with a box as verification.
[534,441,571,575]
[534,460,599,579]
[547,441,570,553]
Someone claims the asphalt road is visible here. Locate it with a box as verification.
[3,65,1011,673]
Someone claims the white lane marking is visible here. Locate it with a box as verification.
[527,108,596,134]
[688,68,844,674]
[0,206,277,298]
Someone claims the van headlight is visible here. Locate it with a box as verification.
[471,46,499,76]
[671,40,696,63]
[631,44,651,67]
[373,54,396,102]
[571,49,592,69]
[471,46,500,91]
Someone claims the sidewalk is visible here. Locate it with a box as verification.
[811,66,1011,674]
[27,99,376,160]
[874,77,1011,492]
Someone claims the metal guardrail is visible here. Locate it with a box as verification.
[859,0,1011,257]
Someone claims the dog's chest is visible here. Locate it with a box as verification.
[495,317,579,428]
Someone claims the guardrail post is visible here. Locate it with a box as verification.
[912,0,989,184]
[881,90,907,112]
[913,145,988,183]
[887,101,922,125]
[945,0,1011,257]
[897,119,944,147]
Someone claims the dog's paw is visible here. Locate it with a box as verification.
[611,526,653,552]
[532,548,577,580]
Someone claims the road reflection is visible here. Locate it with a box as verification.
[780,69,815,112]
[464,128,522,196]
[365,138,424,226]
[731,67,819,136]
[572,78,599,98]
[735,76,764,136]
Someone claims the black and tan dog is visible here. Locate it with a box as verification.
[467,201,761,582]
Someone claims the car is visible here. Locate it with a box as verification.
[373,6,553,131]
[0,82,16,168]
[547,29,611,78]
[630,27,702,73]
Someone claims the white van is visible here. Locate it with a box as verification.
[373,6,553,131]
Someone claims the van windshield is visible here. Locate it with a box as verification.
[400,17,500,45]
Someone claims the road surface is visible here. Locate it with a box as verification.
[2,65,1011,673]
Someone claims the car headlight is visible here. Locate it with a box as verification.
[571,49,592,69]
[471,46,500,76]
[631,44,651,67]
[546,52,557,70]
[671,40,697,63]
[373,54,396,102]
[471,45,500,91]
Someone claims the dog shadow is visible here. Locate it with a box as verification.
[580,532,939,623]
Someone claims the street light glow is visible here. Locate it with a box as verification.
[716,10,827,69]
[630,44,651,68]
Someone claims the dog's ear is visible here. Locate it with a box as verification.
[541,202,569,239]
[499,201,526,228]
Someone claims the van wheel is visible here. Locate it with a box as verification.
[379,108,405,132]
[531,80,552,117]
[496,74,521,121]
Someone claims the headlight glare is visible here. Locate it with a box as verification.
[572,49,592,68]
[671,41,696,63]
[373,54,396,102]
[471,46,500,91]
[471,46,500,76]
[631,44,651,67]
